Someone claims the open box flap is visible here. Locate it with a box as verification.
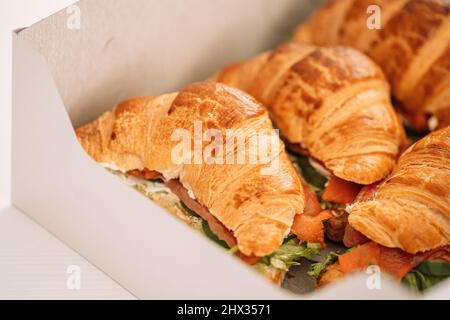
[17,0,318,127]
[12,33,291,299]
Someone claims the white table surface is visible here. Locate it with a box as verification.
[0,0,134,299]
[0,206,134,299]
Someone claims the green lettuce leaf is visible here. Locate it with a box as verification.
[180,201,201,218]
[319,200,344,211]
[404,123,428,142]
[308,251,340,279]
[261,239,322,271]
[416,259,450,277]
[403,270,441,293]
[180,201,229,249]
[295,155,328,194]
[182,201,325,274]
[403,260,450,293]
[201,220,229,249]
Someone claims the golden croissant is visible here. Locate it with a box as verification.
[75,82,305,257]
[349,126,450,254]
[294,0,450,131]
[214,42,405,185]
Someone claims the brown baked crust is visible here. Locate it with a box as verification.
[349,126,450,253]
[294,0,450,129]
[214,42,405,184]
[76,82,305,257]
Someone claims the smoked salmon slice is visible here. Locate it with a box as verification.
[339,242,450,279]
[322,175,363,205]
[291,210,332,247]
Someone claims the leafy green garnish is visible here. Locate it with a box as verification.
[416,259,450,277]
[295,155,328,193]
[319,200,343,210]
[180,201,201,218]
[261,239,322,271]
[282,234,298,244]
[403,270,441,293]
[201,220,229,249]
[404,123,428,143]
[228,246,238,254]
[180,201,229,249]
[253,262,272,275]
[308,251,340,279]
[403,260,450,293]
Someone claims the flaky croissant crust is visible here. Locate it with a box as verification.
[349,126,450,253]
[76,82,305,257]
[214,42,405,184]
[294,0,450,129]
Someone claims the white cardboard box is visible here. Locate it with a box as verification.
[11,0,450,299]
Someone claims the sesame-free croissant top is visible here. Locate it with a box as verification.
[75,82,305,257]
[349,126,450,253]
[214,42,405,184]
[294,0,450,130]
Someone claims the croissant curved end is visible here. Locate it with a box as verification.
[349,199,450,254]
[75,82,307,257]
[326,153,395,185]
[235,218,290,257]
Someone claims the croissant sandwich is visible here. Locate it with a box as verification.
[213,42,406,245]
[294,0,450,131]
[76,81,330,285]
[213,42,405,185]
[313,127,450,289]
[72,3,450,293]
